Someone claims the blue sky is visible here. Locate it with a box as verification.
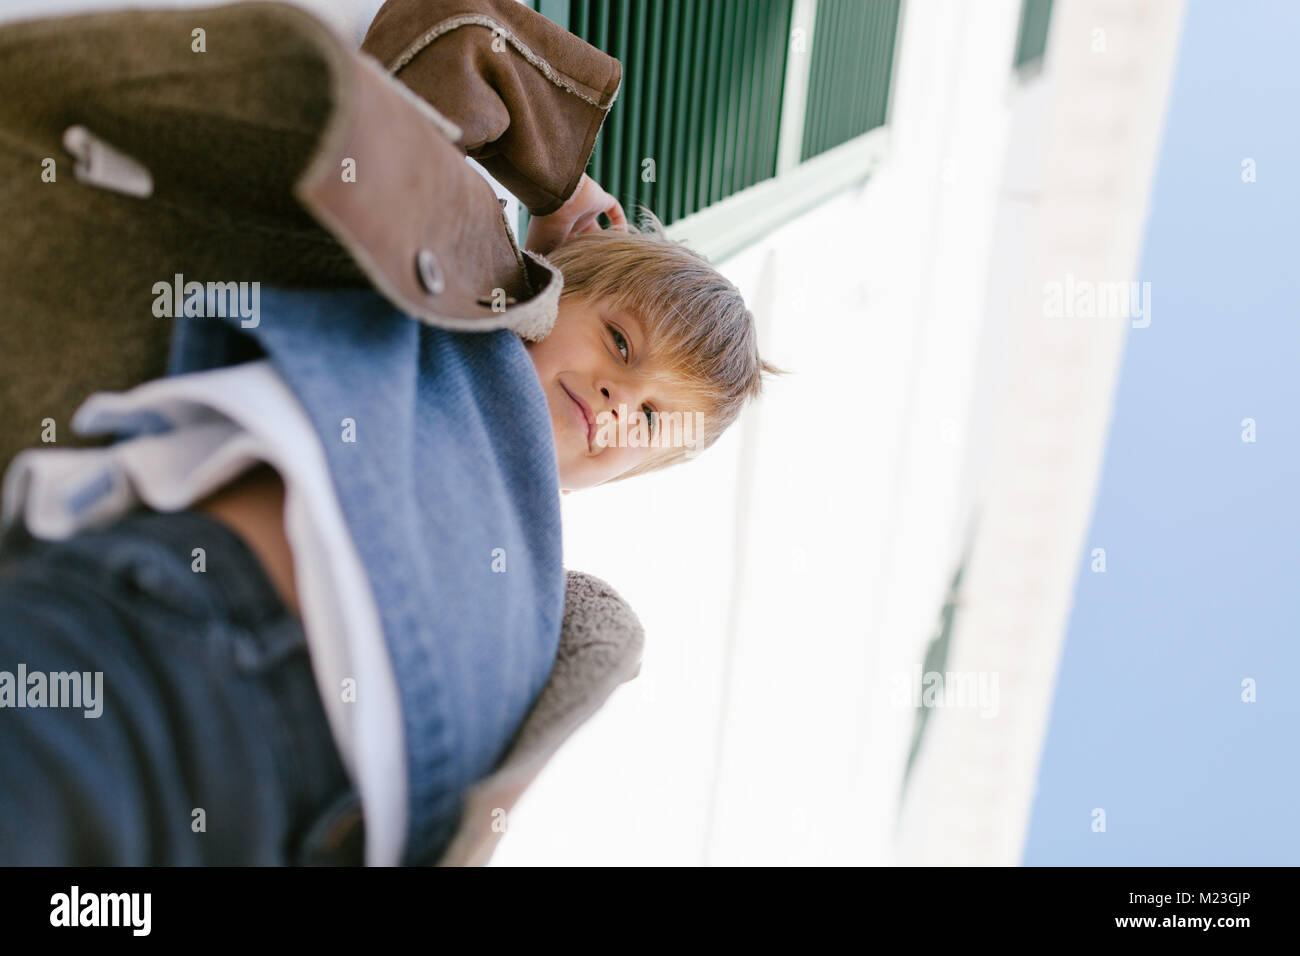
[1023,0,1300,865]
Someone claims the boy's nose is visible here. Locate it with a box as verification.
[597,384,634,420]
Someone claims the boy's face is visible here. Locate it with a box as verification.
[526,296,696,491]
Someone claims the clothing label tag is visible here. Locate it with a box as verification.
[62,125,154,199]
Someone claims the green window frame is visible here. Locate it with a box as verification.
[531,0,903,263]
[800,0,901,162]
[1013,0,1054,72]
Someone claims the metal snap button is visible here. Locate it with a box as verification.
[416,249,445,296]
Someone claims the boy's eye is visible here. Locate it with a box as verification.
[609,325,630,361]
[606,322,653,430]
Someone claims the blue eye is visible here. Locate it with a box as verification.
[642,405,657,431]
[609,325,630,361]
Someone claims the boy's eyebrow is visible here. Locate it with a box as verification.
[607,305,639,329]
[615,307,649,350]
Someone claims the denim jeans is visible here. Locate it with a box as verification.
[0,507,365,865]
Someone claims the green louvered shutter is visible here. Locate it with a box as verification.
[548,0,794,226]
[1013,0,1054,70]
[800,0,901,162]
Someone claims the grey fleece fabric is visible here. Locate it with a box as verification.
[438,570,645,865]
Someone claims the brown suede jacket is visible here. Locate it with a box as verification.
[363,0,622,218]
[0,0,642,867]
[0,0,621,470]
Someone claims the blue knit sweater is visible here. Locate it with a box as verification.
[166,287,565,865]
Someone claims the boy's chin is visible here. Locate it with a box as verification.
[558,472,589,493]
[558,461,611,493]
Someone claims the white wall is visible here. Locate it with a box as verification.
[513,0,1180,869]
[498,0,1030,865]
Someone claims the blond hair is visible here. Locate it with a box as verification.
[541,206,784,482]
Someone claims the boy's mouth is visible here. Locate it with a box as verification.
[560,381,595,451]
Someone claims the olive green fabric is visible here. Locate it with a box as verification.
[0,2,365,471]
